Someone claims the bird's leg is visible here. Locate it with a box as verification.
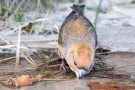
[91,54,103,71]
[60,58,69,70]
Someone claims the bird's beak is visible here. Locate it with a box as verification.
[75,69,86,79]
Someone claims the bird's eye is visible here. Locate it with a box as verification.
[73,11,76,14]
[74,62,77,66]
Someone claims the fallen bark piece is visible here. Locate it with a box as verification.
[87,81,135,90]
[5,77,18,89]
[5,74,43,89]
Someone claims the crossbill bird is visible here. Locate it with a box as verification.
[57,4,98,79]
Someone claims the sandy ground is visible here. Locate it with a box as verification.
[0,52,135,90]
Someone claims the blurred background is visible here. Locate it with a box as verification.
[0,0,135,27]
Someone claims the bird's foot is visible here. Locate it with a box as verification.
[92,55,113,71]
[60,59,69,71]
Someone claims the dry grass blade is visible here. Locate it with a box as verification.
[53,23,59,33]
[4,22,29,36]
[12,0,25,21]
[21,52,35,66]
[31,18,48,22]
[0,45,28,49]
[15,25,21,69]
[41,21,49,32]
[0,45,15,48]
[0,36,12,45]
[13,39,56,42]
[39,20,46,32]
[27,45,57,49]
[0,26,35,67]
[1,0,16,21]
[4,17,59,36]
[0,56,15,64]
[0,36,36,66]
[28,55,37,66]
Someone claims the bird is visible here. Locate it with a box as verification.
[57,4,98,79]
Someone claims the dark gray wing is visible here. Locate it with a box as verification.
[79,14,98,49]
[58,11,77,46]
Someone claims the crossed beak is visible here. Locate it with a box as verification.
[75,69,86,79]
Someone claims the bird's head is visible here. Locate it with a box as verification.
[66,42,94,79]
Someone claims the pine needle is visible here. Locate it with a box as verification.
[39,51,54,74]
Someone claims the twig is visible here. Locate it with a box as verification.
[48,64,61,68]
[0,56,15,64]
[27,45,57,49]
[50,58,60,63]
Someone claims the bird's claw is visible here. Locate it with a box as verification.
[60,59,69,71]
